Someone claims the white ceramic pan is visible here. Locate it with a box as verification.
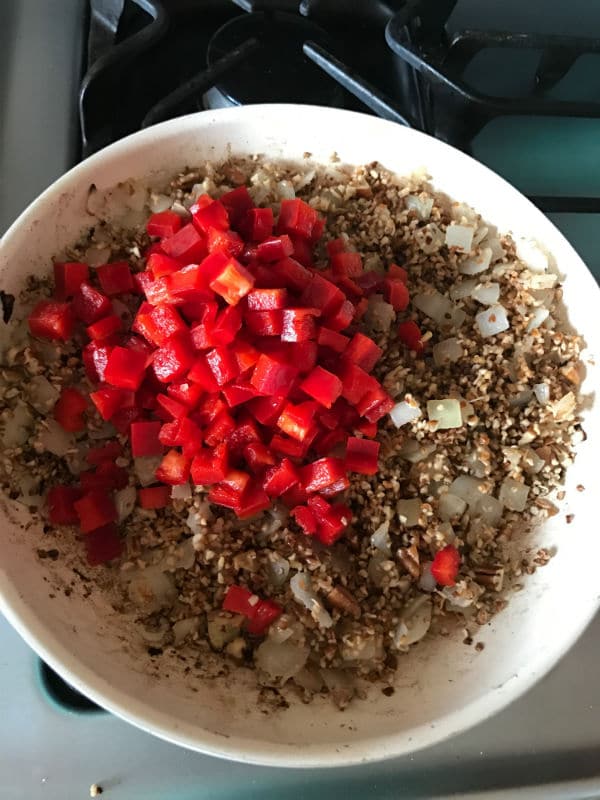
[0,105,599,768]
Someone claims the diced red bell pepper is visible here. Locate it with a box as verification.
[337,361,379,405]
[324,299,355,332]
[187,357,220,393]
[143,274,177,306]
[111,405,142,435]
[53,261,89,300]
[355,271,386,295]
[191,199,229,233]
[86,314,122,341]
[130,420,163,457]
[397,320,425,354]
[277,198,319,240]
[317,327,349,354]
[147,252,181,278]
[204,409,236,447]
[120,332,154,357]
[164,265,214,300]
[277,401,317,443]
[355,386,395,422]
[237,483,271,519]
[344,332,382,372]
[166,379,204,409]
[179,417,205,459]
[222,584,256,615]
[316,502,352,545]
[330,251,363,278]
[291,504,318,536]
[28,300,74,341]
[47,485,81,525]
[281,483,309,508]
[319,475,350,497]
[300,457,346,493]
[240,207,274,242]
[301,274,345,317]
[80,462,128,492]
[256,235,294,262]
[72,282,112,325]
[136,379,160,411]
[89,385,126,420]
[246,288,288,311]
[245,310,283,337]
[161,223,207,263]
[155,449,191,485]
[385,278,410,312]
[313,428,347,456]
[152,333,195,383]
[221,379,260,408]
[146,210,183,238]
[226,415,262,454]
[207,482,241,510]
[290,340,318,375]
[334,274,364,301]
[263,458,299,497]
[53,387,87,432]
[269,257,312,293]
[138,485,172,509]
[209,258,255,306]
[299,366,342,409]
[389,263,408,282]
[190,442,229,485]
[243,441,276,474]
[97,261,134,296]
[221,470,250,495]
[431,544,461,586]
[280,308,319,342]
[204,346,239,387]
[251,354,298,396]
[231,340,261,373]
[354,418,378,438]
[247,394,286,426]
[354,297,369,321]
[104,346,148,390]
[326,238,347,257]
[85,523,123,566]
[134,304,188,347]
[207,227,244,258]
[269,433,306,459]
[288,234,313,268]
[345,436,380,475]
[220,186,254,227]
[74,489,117,534]
[158,420,181,447]
[246,598,282,634]
[86,440,123,465]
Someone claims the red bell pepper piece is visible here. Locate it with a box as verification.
[247,394,286,426]
[205,346,240,387]
[344,332,382,372]
[86,314,122,341]
[221,469,251,495]
[53,387,87,432]
[269,433,306,460]
[354,297,369,321]
[226,415,262,454]
[269,257,311,293]
[130,420,163,457]
[431,544,461,586]
[301,274,345,317]
[191,199,229,233]
[355,386,395,422]
[166,379,204,409]
[334,274,364,301]
[111,405,142,435]
[155,449,191,485]
[80,463,128,492]
[86,440,123,465]
[354,418,378,438]
[222,585,256,616]
[156,392,189,420]
[97,261,134,296]
[74,489,117,533]
[53,261,89,300]
[158,420,181,447]
[161,223,207,263]
[277,198,319,239]
[300,457,346,493]
[289,340,318,375]
[83,343,117,381]
[28,300,74,341]
[89,385,126,420]
[152,333,195,383]
[263,458,299,497]
[164,264,216,299]
[330,251,363,278]
[206,227,244,258]
[104,346,148,390]
[385,278,410,312]
[313,428,347,456]
[280,308,319,342]
[318,475,350,497]
[138,485,172,509]
[397,320,425,353]
[236,483,271,519]
[146,210,183,238]
[134,304,188,347]
[207,482,241,510]
[239,207,274,242]
[345,436,380,475]
[291,504,318,536]
[220,186,254,227]
[276,401,317,442]
[288,234,313,268]
[337,361,379,405]
[245,598,282,634]
[47,485,81,525]
[209,258,255,306]
[72,282,112,324]
[85,523,123,566]
[187,357,220,393]
[243,441,276,473]
[245,310,283,337]
[147,252,181,278]
[246,288,288,311]
[190,442,229,485]
[256,235,294,262]
[324,299,355,332]
[204,409,236,447]
[316,502,352,545]
[326,238,347,257]
[251,354,298,396]
[221,379,260,408]
[179,417,205,459]
[388,263,408,282]
[317,327,349,354]
[231,340,261,373]
[299,366,342,409]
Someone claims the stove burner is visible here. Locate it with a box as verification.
[206,11,342,108]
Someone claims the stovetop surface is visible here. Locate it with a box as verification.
[1,1,600,798]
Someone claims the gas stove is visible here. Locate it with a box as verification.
[1,1,600,797]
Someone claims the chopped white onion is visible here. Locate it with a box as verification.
[450,279,477,300]
[277,180,295,200]
[390,399,421,428]
[370,521,392,555]
[394,596,432,648]
[460,247,492,275]
[522,447,545,474]
[526,307,550,332]
[171,482,192,501]
[290,572,333,628]
[516,239,548,273]
[26,376,60,414]
[267,553,290,587]
[149,193,172,213]
[433,338,463,366]
[341,633,384,662]
[509,389,533,408]
[499,478,530,512]
[473,225,489,246]
[365,294,395,332]
[533,383,550,405]
[115,486,136,522]
[173,617,199,646]
[427,398,463,430]
[449,475,486,507]
[473,495,503,525]
[438,492,467,521]
[405,193,433,220]
[268,616,295,644]
[38,418,73,456]
[413,290,452,325]
[418,563,437,592]
[445,224,474,252]
[134,455,162,487]
[398,438,436,463]
[127,568,176,612]
[475,304,509,338]
[550,391,577,420]
[471,282,500,305]
[397,498,422,527]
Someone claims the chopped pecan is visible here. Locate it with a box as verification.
[326,585,361,619]
[397,544,420,580]
[473,564,504,592]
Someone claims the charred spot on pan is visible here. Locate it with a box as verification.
[147,646,163,657]
[0,291,15,323]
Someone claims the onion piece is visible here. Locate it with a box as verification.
[370,521,391,555]
[134,456,162,487]
[438,492,467,521]
[277,180,295,200]
[516,239,548,273]
[171,483,192,501]
[390,398,421,428]
[449,476,486,507]
[173,617,199,645]
[418,563,437,592]
[341,633,383,662]
[405,193,433,221]
[550,391,576,420]
[473,495,503,525]
[149,193,172,213]
[533,383,550,405]
[255,639,309,683]
[115,486,136,522]
[397,498,422,527]
[445,224,474,252]
[394,596,432,648]
[290,572,333,628]
[207,611,243,650]
[38,418,73,456]
[267,553,290,587]
[460,247,492,275]
[526,307,549,332]
[471,282,500,305]
[398,438,436,463]
[127,568,176,613]
[433,338,463,366]
[427,399,462,430]
[475,304,509,338]
[450,279,477,300]
[498,478,530,512]
[365,294,395,332]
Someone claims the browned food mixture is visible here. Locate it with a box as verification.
[0,157,584,708]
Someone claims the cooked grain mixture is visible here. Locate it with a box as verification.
[0,157,584,708]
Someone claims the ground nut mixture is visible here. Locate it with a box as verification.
[0,157,585,708]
